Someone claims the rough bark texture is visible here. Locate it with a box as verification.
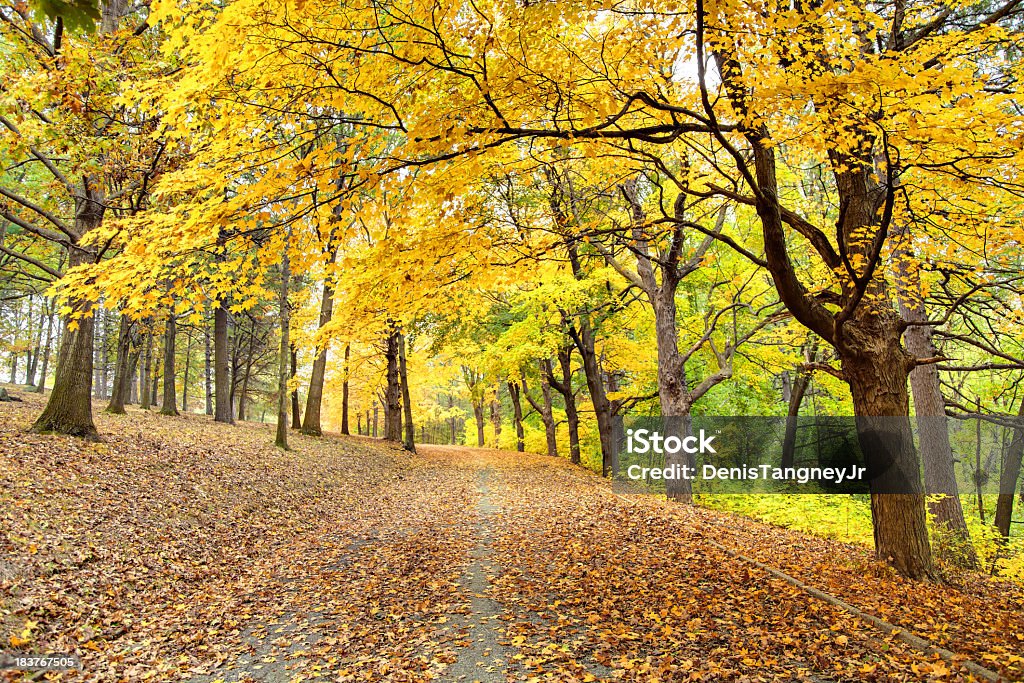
[398,331,415,453]
[994,400,1024,539]
[508,381,526,452]
[213,303,233,423]
[301,280,335,436]
[842,334,934,581]
[31,246,98,440]
[160,313,178,416]
[384,328,402,443]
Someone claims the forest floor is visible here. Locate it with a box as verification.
[1,386,1023,683]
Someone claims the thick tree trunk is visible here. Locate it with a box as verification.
[508,381,526,452]
[31,246,98,440]
[106,314,135,414]
[994,400,1024,539]
[275,246,291,450]
[160,313,178,416]
[214,303,233,423]
[385,328,402,442]
[340,344,351,435]
[399,331,415,453]
[301,278,335,436]
[290,345,301,429]
[842,340,933,581]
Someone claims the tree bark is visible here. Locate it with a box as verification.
[31,245,98,440]
[34,299,55,394]
[203,324,213,415]
[893,226,974,562]
[549,349,581,465]
[301,279,335,436]
[106,314,136,414]
[994,400,1024,539]
[140,331,152,410]
[290,344,301,429]
[181,327,193,413]
[842,338,934,580]
[275,243,291,450]
[214,302,233,423]
[340,344,351,435]
[490,387,502,448]
[384,327,402,442]
[399,330,416,452]
[781,367,812,470]
[508,380,526,452]
[160,312,178,416]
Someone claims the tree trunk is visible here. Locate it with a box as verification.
[151,344,160,407]
[140,331,152,410]
[373,403,378,438]
[31,246,98,440]
[214,303,233,423]
[181,327,193,413]
[399,331,416,453]
[994,400,1024,539]
[204,324,213,415]
[473,399,485,447]
[529,360,558,457]
[549,348,581,465]
[892,244,974,563]
[781,369,811,469]
[25,296,39,386]
[275,244,291,450]
[106,314,135,414]
[34,299,55,394]
[290,345,301,429]
[160,313,178,416]
[340,344,351,435]
[301,277,335,436]
[843,342,933,581]
[490,388,502,448]
[384,328,402,442]
[508,381,526,452]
